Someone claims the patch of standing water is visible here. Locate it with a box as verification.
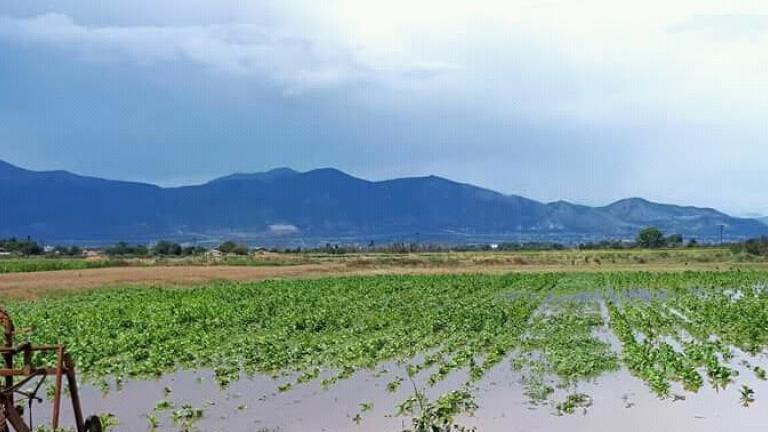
[26,354,479,432]
[593,300,623,355]
[544,290,602,304]
[26,360,768,432]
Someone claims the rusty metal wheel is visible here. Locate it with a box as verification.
[84,415,102,432]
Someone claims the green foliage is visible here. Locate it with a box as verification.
[521,301,619,385]
[6,274,543,386]
[10,270,768,427]
[0,258,115,274]
[637,227,666,248]
[0,237,43,255]
[105,241,149,257]
[217,241,249,255]
[52,245,82,256]
[732,236,768,256]
[399,386,477,432]
[170,403,205,425]
[152,240,183,256]
[666,234,684,247]
[555,393,592,415]
[740,385,755,407]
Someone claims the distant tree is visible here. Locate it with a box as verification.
[666,234,684,248]
[105,241,129,256]
[182,246,207,256]
[636,227,666,249]
[0,238,43,255]
[52,245,82,256]
[105,242,149,256]
[152,240,182,256]
[732,237,768,256]
[217,241,238,254]
[746,237,768,256]
[687,238,698,248]
[217,241,249,255]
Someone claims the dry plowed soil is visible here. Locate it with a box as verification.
[0,264,351,299]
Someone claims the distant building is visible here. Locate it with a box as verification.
[206,249,224,258]
[489,244,499,250]
[0,249,10,257]
[83,249,103,259]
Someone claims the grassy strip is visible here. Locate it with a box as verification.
[0,258,119,274]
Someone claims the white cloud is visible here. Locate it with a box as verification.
[3,1,768,116]
[265,0,768,126]
[0,12,461,92]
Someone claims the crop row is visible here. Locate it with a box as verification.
[7,271,768,427]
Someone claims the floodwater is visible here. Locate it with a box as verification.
[28,357,768,432]
[25,287,768,431]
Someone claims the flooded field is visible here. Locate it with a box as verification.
[33,362,768,431]
[8,271,768,431]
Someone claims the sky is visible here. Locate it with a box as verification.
[0,1,767,216]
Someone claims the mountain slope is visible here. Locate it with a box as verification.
[596,198,750,238]
[0,160,166,240]
[0,160,764,243]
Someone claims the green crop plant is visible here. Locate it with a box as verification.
[7,270,768,428]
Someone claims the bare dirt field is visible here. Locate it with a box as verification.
[0,263,518,298]
[0,264,346,299]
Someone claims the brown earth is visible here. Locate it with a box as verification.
[0,264,348,299]
[0,263,525,299]
[3,259,766,300]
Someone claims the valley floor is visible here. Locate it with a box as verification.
[2,248,768,299]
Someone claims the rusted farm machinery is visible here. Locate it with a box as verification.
[0,308,102,432]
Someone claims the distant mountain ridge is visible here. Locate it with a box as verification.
[0,159,764,245]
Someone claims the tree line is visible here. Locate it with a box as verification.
[0,238,250,257]
[104,240,247,257]
[2,229,767,257]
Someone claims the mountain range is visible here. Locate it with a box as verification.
[0,159,764,246]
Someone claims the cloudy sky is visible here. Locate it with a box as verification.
[1,1,766,215]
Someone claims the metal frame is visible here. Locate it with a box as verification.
[0,308,93,432]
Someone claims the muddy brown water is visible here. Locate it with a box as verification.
[25,358,768,432]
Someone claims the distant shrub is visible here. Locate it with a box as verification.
[731,237,768,257]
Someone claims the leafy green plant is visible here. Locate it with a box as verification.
[9,270,768,429]
[740,385,755,407]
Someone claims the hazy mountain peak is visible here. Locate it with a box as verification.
[605,197,653,207]
[0,159,71,181]
[304,167,351,176]
[605,197,722,215]
[302,167,369,183]
[209,167,299,184]
[0,159,17,169]
[0,159,26,175]
[268,167,299,176]
[548,200,577,207]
